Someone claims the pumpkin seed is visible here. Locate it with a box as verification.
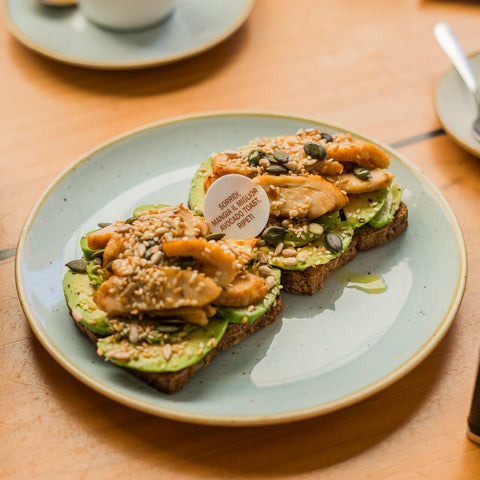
[156,324,183,333]
[353,167,372,180]
[176,256,197,269]
[65,259,88,273]
[303,142,327,160]
[273,150,289,163]
[265,164,288,175]
[161,318,187,324]
[248,150,262,166]
[324,232,343,253]
[97,222,111,228]
[263,153,276,164]
[105,261,114,272]
[205,232,226,241]
[91,249,104,259]
[308,222,324,235]
[125,216,136,224]
[262,226,287,245]
[320,132,334,142]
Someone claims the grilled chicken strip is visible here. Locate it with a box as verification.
[326,169,394,194]
[94,265,222,317]
[252,174,349,219]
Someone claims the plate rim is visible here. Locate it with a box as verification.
[433,49,480,158]
[2,0,255,70]
[15,110,468,426]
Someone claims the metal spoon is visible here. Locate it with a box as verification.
[434,21,480,142]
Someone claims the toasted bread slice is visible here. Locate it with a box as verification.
[280,202,408,295]
[72,296,283,394]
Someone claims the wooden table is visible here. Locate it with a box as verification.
[2,0,480,478]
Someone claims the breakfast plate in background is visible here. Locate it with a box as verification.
[15,112,466,426]
[434,51,480,158]
[2,0,255,69]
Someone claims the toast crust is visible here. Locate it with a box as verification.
[72,296,283,394]
[281,202,408,295]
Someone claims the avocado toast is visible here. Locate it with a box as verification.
[189,128,408,295]
[63,204,282,394]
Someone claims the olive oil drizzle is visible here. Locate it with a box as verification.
[338,268,388,294]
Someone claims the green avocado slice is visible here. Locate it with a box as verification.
[369,183,403,228]
[97,317,229,373]
[257,222,354,271]
[133,203,169,217]
[188,156,212,214]
[63,270,230,373]
[282,225,323,247]
[63,270,110,336]
[342,188,389,229]
[64,266,278,372]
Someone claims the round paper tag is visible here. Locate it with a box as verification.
[203,174,270,239]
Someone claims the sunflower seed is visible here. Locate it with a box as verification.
[258,265,274,277]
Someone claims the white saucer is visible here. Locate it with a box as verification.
[433,51,480,157]
[2,0,255,69]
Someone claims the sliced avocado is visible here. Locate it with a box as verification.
[216,268,281,323]
[315,211,342,227]
[97,317,229,373]
[188,156,212,214]
[342,188,389,229]
[87,260,104,287]
[283,227,322,248]
[369,183,403,228]
[258,222,354,271]
[63,270,110,335]
[133,203,169,217]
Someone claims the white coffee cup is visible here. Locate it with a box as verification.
[78,0,175,31]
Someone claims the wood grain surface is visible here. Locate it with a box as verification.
[2,0,480,478]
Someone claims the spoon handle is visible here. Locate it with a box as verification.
[434,22,480,106]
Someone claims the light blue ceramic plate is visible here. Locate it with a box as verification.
[2,0,254,69]
[16,112,467,426]
[434,51,480,158]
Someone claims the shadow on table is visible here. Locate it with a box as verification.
[6,20,250,98]
[422,0,480,5]
[30,317,456,477]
